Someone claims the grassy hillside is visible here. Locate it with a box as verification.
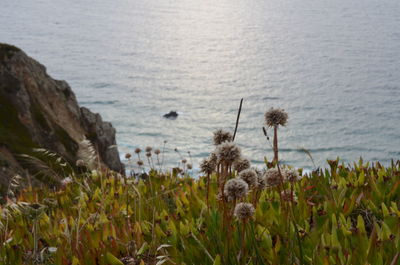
[0,155,399,265]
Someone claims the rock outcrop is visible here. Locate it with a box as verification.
[0,43,124,193]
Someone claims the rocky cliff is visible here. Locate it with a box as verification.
[0,43,124,192]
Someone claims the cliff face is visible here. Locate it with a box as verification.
[0,43,124,191]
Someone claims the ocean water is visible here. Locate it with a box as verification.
[1,0,400,171]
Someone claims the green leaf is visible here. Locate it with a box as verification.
[105,252,124,265]
[213,254,221,265]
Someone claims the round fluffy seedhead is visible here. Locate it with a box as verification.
[284,169,300,183]
[76,159,85,167]
[234,202,255,220]
[239,169,258,188]
[125,153,132,159]
[224,178,249,201]
[134,148,142,154]
[264,168,281,187]
[253,168,266,190]
[209,152,218,166]
[213,129,233,145]
[216,142,241,165]
[154,149,161,155]
[200,158,214,175]
[233,158,251,173]
[256,174,267,190]
[264,108,288,127]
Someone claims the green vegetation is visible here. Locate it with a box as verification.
[0,108,399,265]
[1,156,399,264]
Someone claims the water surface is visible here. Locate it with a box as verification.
[1,0,400,170]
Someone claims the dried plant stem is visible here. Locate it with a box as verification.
[273,125,279,163]
[233,98,243,141]
[239,219,247,264]
[206,174,210,210]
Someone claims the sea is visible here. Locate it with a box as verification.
[1,0,400,172]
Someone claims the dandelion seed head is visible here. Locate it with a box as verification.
[145,146,152,153]
[200,158,214,175]
[234,202,255,220]
[239,169,258,188]
[253,168,267,190]
[224,178,248,201]
[233,158,251,173]
[213,129,233,145]
[209,152,218,166]
[216,142,241,165]
[264,168,281,187]
[264,108,288,127]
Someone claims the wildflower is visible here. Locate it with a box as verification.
[125,153,132,159]
[213,129,233,145]
[256,174,267,190]
[233,158,251,173]
[264,108,288,127]
[76,159,85,167]
[145,146,152,152]
[283,169,300,182]
[224,178,248,201]
[200,158,214,175]
[154,149,161,155]
[137,160,144,166]
[264,168,281,187]
[134,148,141,154]
[234,202,255,220]
[239,169,258,188]
[216,142,241,164]
[209,152,218,166]
[187,164,193,170]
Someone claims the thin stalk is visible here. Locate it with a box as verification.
[273,125,279,163]
[206,174,210,210]
[289,202,304,265]
[160,141,167,171]
[233,98,243,141]
[239,220,247,264]
[33,219,38,262]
